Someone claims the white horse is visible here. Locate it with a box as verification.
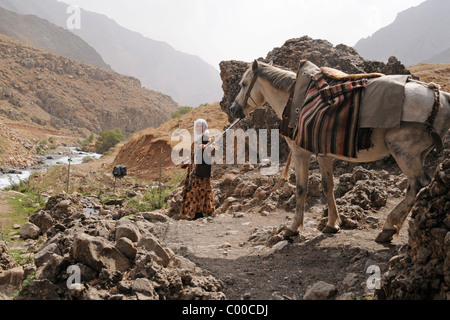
[230,60,450,243]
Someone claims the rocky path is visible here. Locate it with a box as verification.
[159,198,409,300]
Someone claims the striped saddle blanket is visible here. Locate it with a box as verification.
[282,61,383,158]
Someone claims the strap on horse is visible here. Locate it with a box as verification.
[425,83,443,154]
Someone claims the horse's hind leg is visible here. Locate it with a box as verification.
[375,127,434,243]
[317,156,341,233]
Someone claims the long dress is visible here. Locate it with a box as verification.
[179,140,215,220]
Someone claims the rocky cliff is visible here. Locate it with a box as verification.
[0,33,179,137]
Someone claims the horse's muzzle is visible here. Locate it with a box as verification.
[230,102,246,120]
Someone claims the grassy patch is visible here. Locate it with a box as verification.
[10,249,34,266]
[8,193,45,216]
[127,187,170,213]
[127,172,184,214]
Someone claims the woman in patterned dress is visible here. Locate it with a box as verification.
[179,119,215,220]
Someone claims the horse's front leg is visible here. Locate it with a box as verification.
[284,147,311,237]
[317,156,341,233]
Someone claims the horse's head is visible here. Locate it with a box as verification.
[230,60,266,120]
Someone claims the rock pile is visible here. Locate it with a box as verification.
[265,36,412,76]
[318,166,404,230]
[377,159,450,300]
[2,193,225,300]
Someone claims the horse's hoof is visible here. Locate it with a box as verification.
[375,229,396,243]
[283,227,299,238]
[322,225,340,234]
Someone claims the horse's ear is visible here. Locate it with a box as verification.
[252,60,259,72]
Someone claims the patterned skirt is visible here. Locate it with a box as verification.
[179,164,215,220]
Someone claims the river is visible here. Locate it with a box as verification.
[0,147,102,190]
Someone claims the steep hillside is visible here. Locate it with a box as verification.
[0,7,110,70]
[0,0,223,106]
[409,63,450,92]
[113,102,229,182]
[354,0,450,66]
[0,33,179,138]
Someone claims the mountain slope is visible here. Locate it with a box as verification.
[354,0,450,66]
[408,63,450,92]
[0,0,223,106]
[0,6,111,70]
[0,33,179,137]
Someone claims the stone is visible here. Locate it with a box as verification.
[58,200,72,210]
[0,267,24,286]
[137,235,171,267]
[72,233,131,272]
[303,281,337,300]
[35,254,67,283]
[20,222,41,240]
[0,241,16,271]
[241,183,258,197]
[141,211,168,223]
[115,220,142,242]
[18,279,60,300]
[115,237,137,260]
[29,211,55,234]
[220,197,239,213]
[342,273,359,289]
[34,243,61,268]
[132,278,159,300]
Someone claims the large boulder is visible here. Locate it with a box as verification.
[20,222,41,240]
[72,233,131,272]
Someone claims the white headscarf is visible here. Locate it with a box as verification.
[194,119,210,144]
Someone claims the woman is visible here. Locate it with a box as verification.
[179,119,215,220]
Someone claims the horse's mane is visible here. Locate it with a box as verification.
[254,62,296,92]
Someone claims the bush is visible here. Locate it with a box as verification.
[171,106,193,119]
[82,133,95,146]
[95,129,124,154]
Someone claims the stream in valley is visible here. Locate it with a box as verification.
[0,147,102,190]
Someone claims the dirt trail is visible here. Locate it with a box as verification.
[158,196,408,300]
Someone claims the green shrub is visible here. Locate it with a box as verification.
[171,106,193,119]
[95,129,124,154]
[82,133,95,146]
[127,187,171,213]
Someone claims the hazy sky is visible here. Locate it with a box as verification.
[58,0,426,69]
